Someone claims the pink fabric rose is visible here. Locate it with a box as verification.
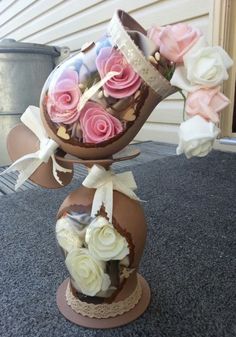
[96,47,142,98]
[186,87,230,123]
[47,69,81,124]
[79,102,123,143]
[148,23,202,63]
[147,25,163,49]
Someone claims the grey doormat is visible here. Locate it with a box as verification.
[0,151,235,337]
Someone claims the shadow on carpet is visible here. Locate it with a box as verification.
[0,151,235,337]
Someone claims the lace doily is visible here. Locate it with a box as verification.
[108,10,173,98]
[66,279,142,319]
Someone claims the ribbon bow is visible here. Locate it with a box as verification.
[82,164,140,222]
[1,106,71,190]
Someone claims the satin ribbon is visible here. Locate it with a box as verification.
[0,106,71,190]
[82,164,140,222]
[77,71,119,111]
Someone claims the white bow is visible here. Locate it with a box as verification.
[1,106,71,190]
[82,164,140,222]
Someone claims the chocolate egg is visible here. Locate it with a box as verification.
[40,10,176,160]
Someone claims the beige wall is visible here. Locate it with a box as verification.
[0,0,216,144]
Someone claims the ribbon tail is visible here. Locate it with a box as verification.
[116,172,137,190]
[0,152,39,176]
[0,152,42,190]
[114,181,141,201]
[114,172,142,201]
[15,159,42,190]
[103,181,113,222]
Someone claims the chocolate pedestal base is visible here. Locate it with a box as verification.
[56,274,151,329]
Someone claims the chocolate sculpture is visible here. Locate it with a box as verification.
[2,9,232,329]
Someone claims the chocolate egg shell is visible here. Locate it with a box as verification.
[57,185,147,303]
[41,85,172,159]
[39,9,177,160]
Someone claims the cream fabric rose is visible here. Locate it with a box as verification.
[56,217,83,253]
[85,216,129,261]
[171,37,233,92]
[176,115,220,158]
[65,248,111,296]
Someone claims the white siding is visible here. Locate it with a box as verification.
[0,0,214,144]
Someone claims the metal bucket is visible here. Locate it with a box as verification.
[0,39,70,166]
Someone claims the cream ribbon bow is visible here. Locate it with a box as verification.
[1,106,71,190]
[82,164,140,222]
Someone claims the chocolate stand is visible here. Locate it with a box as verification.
[55,150,151,328]
[7,128,151,327]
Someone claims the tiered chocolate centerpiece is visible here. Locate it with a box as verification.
[5,7,232,329]
[38,10,176,327]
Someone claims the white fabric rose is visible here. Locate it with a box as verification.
[56,217,83,253]
[176,115,220,158]
[65,248,111,296]
[171,36,233,92]
[85,216,129,261]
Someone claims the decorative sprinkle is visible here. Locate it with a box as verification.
[123,108,136,122]
[154,52,161,61]
[79,83,85,90]
[121,267,135,279]
[81,41,95,53]
[134,90,141,99]
[98,90,104,99]
[57,126,70,140]
[106,108,112,113]
[148,55,158,64]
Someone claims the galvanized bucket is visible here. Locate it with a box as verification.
[0,39,70,165]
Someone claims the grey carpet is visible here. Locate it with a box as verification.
[0,151,235,337]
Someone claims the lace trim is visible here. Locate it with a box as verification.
[107,10,173,97]
[66,279,142,319]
